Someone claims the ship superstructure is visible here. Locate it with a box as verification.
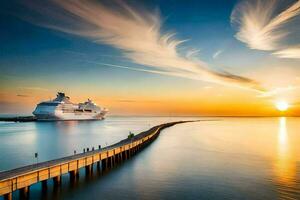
[33,92,107,121]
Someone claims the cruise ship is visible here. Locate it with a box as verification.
[33,92,108,121]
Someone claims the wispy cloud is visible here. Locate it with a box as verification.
[231,0,300,58]
[273,45,300,58]
[20,0,264,91]
[89,61,264,91]
[16,94,30,97]
[257,85,298,98]
[114,99,160,103]
[18,87,48,91]
[213,50,223,59]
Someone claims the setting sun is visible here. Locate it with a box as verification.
[276,101,289,112]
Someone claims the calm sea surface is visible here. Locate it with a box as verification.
[0,117,300,199]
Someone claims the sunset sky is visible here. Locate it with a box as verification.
[1,0,300,116]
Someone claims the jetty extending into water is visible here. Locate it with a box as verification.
[0,120,194,200]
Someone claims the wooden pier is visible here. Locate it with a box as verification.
[0,121,193,200]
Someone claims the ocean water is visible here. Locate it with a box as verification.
[0,117,300,199]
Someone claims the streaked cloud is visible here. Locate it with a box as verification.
[213,50,223,59]
[114,99,160,103]
[257,85,298,98]
[16,94,30,97]
[18,87,48,91]
[273,46,300,58]
[186,49,201,59]
[231,0,300,58]
[20,0,264,91]
[203,86,212,90]
[89,61,264,91]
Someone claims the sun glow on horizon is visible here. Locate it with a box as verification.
[276,101,289,112]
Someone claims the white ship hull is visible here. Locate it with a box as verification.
[33,92,108,121]
[34,111,107,121]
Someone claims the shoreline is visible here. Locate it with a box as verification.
[0,116,36,122]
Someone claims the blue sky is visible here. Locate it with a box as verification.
[0,0,261,87]
[0,0,241,74]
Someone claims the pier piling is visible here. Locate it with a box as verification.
[41,180,47,190]
[85,164,93,176]
[101,159,107,171]
[3,193,12,200]
[97,161,101,171]
[70,169,79,182]
[53,176,61,186]
[20,186,29,199]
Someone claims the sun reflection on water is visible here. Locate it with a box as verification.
[278,117,288,154]
[274,117,297,198]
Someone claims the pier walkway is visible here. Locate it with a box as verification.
[0,120,193,200]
